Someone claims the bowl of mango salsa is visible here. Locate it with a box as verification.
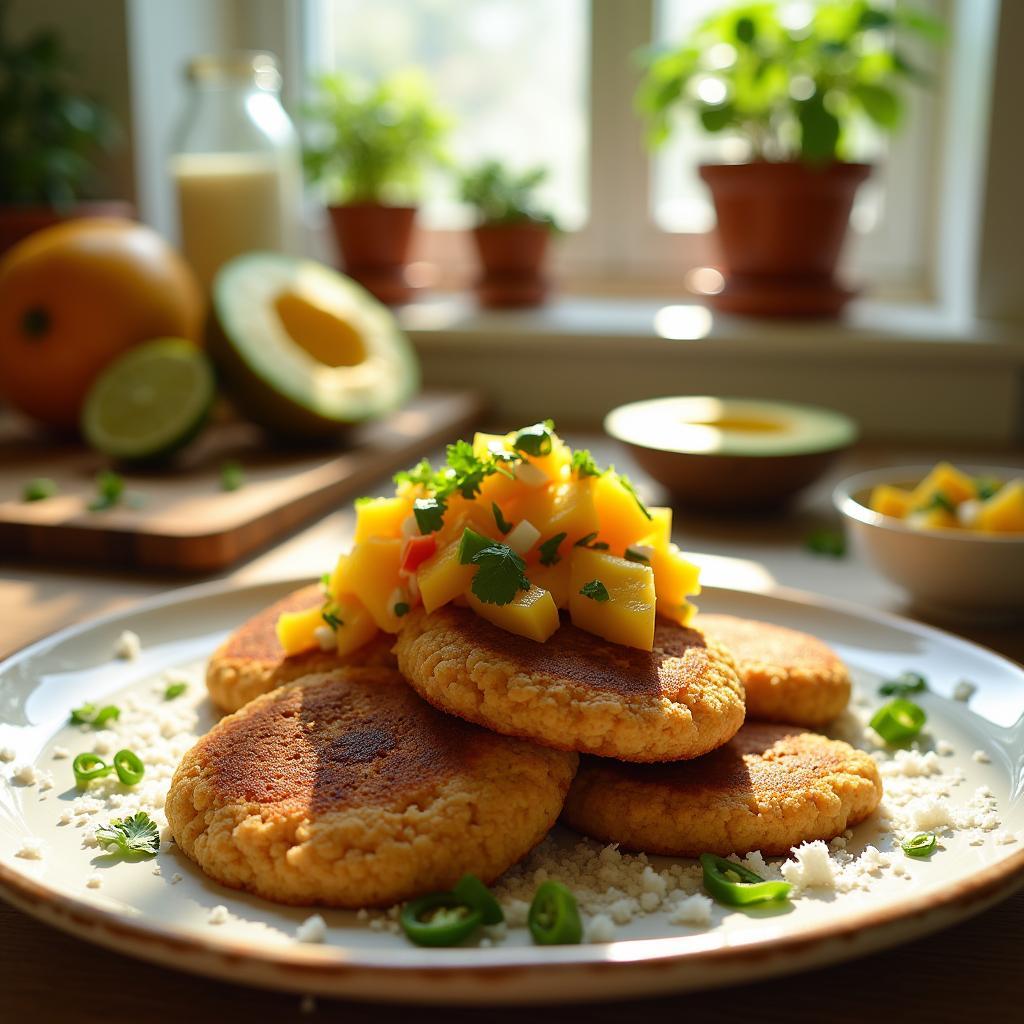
[834,462,1024,620]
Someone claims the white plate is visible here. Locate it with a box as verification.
[1,577,1022,1004]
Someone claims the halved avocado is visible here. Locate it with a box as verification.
[605,397,858,512]
[207,253,418,440]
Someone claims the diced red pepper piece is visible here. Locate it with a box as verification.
[401,534,437,573]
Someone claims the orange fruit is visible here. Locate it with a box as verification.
[0,218,202,431]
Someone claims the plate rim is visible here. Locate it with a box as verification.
[2,574,1023,989]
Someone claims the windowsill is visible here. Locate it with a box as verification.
[399,295,1024,444]
[399,294,1024,364]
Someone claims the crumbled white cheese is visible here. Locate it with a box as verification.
[114,630,141,660]
[208,905,229,925]
[92,730,117,756]
[12,763,37,785]
[668,893,713,927]
[935,739,955,756]
[907,798,954,831]
[781,842,836,890]
[16,837,45,860]
[953,680,976,702]
[86,874,102,889]
[585,914,616,943]
[0,746,15,763]
[52,746,70,760]
[956,499,981,528]
[972,749,991,764]
[171,873,183,884]
[296,914,327,944]
[151,864,162,876]
[887,749,941,777]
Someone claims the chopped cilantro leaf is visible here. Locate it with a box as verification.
[579,579,610,602]
[624,547,651,564]
[492,502,513,535]
[354,495,376,507]
[469,542,530,605]
[446,439,493,499]
[916,491,955,514]
[879,671,928,697]
[570,450,603,479]
[394,458,442,491]
[394,601,410,617]
[88,470,125,511]
[321,602,343,631]
[614,471,652,520]
[538,532,567,566]
[458,527,493,565]
[220,459,244,492]
[804,528,846,557]
[512,420,555,457]
[164,681,187,700]
[320,572,331,591]
[413,496,446,534]
[574,532,608,550]
[23,477,57,502]
[975,477,1001,501]
[95,811,160,858]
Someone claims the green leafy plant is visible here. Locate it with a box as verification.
[0,2,117,205]
[636,0,943,163]
[302,70,450,204]
[459,160,556,228]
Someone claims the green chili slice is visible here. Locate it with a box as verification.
[113,749,145,786]
[700,853,792,907]
[453,873,504,925]
[92,705,121,728]
[870,698,926,744]
[400,891,482,947]
[528,881,582,945]
[73,753,112,787]
[902,832,937,858]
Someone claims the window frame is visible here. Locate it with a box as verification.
[291,0,971,300]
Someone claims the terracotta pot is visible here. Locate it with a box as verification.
[699,161,871,318]
[471,222,551,308]
[327,203,417,305]
[0,200,134,258]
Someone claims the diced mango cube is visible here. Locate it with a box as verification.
[648,542,701,622]
[910,462,976,508]
[642,506,673,549]
[526,435,572,483]
[529,558,572,608]
[436,496,496,548]
[466,585,560,643]
[869,484,913,520]
[568,547,656,651]
[333,537,404,632]
[354,495,413,542]
[512,478,601,551]
[592,471,656,553]
[977,479,1024,533]
[417,537,476,613]
[275,603,325,655]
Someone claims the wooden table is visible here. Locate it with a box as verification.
[2,436,1022,1020]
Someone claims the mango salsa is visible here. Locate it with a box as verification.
[866,461,1023,534]
[568,547,656,651]
[277,420,702,657]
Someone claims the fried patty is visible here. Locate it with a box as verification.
[562,722,881,857]
[167,666,578,907]
[394,605,746,763]
[205,584,396,713]
[694,614,851,727]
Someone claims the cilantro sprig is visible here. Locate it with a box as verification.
[916,491,955,514]
[413,496,446,534]
[88,470,125,512]
[571,450,603,479]
[321,601,343,631]
[220,459,245,492]
[512,420,555,458]
[95,811,160,858]
[878,671,928,697]
[492,503,513,535]
[23,477,58,502]
[538,532,567,566]
[458,528,530,605]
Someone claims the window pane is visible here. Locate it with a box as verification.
[651,0,886,235]
[306,0,589,230]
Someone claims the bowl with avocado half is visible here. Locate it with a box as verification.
[605,396,857,513]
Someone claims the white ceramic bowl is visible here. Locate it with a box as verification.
[834,465,1024,621]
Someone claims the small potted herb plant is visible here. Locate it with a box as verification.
[303,70,449,305]
[459,160,557,308]
[637,1,942,317]
[0,6,126,255]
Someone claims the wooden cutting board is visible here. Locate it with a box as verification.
[0,390,484,573]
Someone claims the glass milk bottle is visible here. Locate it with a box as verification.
[169,52,302,293]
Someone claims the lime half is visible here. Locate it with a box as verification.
[82,339,215,461]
